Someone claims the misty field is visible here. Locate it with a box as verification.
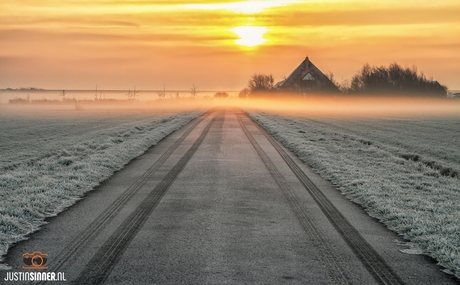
[248,110,460,278]
[0,105,202,269]
[1,100,459,278]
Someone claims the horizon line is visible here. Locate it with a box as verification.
[0,88,241,93]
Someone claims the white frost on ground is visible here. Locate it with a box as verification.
[0,108,201,269]
[248,111,460,278]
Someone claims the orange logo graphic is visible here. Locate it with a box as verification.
[22,251,49,270]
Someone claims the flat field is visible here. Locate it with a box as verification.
[0,104,202,268]
[248,105,460,278]
[1,98,459,278]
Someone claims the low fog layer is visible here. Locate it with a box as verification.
[3,92,459,118]
[232,95,460,118]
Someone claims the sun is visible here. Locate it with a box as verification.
[231,26,268,47]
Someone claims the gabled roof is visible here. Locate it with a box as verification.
[278,56,338,91]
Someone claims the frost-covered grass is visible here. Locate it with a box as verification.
[0,106,202,269]
[248,110,460,278]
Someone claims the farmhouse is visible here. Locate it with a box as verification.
[275,56,340,93]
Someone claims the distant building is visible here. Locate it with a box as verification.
[447,90,460,99]
[275,56,340,93]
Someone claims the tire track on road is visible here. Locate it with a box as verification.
[237,113,352,285]
[242,112,405,285]
[74,113,218,284]
[43,110,213,279]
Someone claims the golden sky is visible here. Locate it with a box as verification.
[1,0,460,90]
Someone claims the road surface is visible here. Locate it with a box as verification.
[5,108,458,284]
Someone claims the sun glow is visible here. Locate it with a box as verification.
[231,26,268,47]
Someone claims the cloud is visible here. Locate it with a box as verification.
[4,1,459,31]
[263,6,460,27]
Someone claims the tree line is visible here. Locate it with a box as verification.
[240,62,447,97]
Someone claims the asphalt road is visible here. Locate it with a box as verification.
[5,108,459,284]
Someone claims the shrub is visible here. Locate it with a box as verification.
[213,92,229,98]
[238,88,250,98]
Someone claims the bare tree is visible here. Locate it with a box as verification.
[126,89,132,100]
[247,73,274,93]
[326,72,339,87]
[132,86,139,100]
[190,84,198,98]
[156,84,166,99]
[60,90,67,100]
[338,78,351,93]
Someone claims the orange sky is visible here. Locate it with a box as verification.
[1,0,460,90]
